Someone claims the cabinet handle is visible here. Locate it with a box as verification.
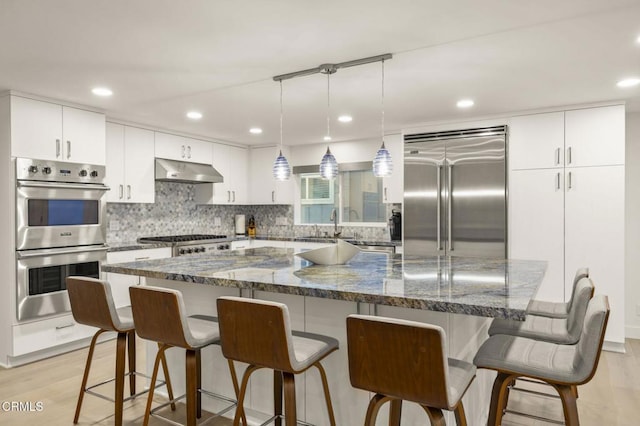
[67,141,71,159]
[567,171,573,190]
[56,139,61,158]
[127,185,131,199]
[232,190,235,202]
[436,164,442,251]
[272,190,275,203]
[555,147,561,165]
[448,163,453,252]
[384,187,388,202]
[567,146,572,165]
[181,145,185,158]
[187,145,191,159]
[227,190,231,202]
[119,184,124,199]
[134,257,150,261]
[556,172,561,190]
[55,323,75,330]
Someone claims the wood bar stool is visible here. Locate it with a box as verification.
[129,285,242,426]
[474,295,610,425]
[346,315,476,426]
[216,296,339,426]
[66,276,173,426]
[527,267,589,319]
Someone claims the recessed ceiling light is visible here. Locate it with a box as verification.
[249,127,263,134]
[186,111,203,120]
[323,136,332,142]
[616,78,640,88]
[91,87,112,97]
[457,99,474,108]
[338,115,353,123]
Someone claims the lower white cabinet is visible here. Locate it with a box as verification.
[105,247,172,308]
[231,240,288,250]
[12,314,96,357]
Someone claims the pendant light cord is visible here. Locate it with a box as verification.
[279,80,283,150]
[381,59,385,146]
[326,72,331,140]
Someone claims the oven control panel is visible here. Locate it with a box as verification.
[177,243,231,256]
[16,158,106,184]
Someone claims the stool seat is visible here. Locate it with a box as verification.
[114,306,134,330]
[184,316,220,348]
[488,277,594,344]
[447,358,477,407]
[526,267,589,319]
[290,331,339,372]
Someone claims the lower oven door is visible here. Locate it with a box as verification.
[16,180,108,250]
[16,245,107,323]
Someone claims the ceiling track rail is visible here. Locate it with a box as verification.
[273,53,393,82]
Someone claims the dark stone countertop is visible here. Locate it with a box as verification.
[102,247,545,320]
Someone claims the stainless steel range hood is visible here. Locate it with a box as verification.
[155,158,223,183]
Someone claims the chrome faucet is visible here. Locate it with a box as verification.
[330,208,340,237]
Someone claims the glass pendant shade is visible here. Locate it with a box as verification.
[373,141,393,177]
[273,150,291,181]
[319,147,338,179]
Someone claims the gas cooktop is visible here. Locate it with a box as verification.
[138,234,227,244]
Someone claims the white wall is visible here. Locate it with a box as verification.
[289,135,394,166]
[625,112,640,338]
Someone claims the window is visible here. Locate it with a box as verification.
[298,169,386,225]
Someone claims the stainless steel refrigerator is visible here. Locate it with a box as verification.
[403,126,507,258]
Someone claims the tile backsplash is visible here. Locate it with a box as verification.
[107,182,399,243]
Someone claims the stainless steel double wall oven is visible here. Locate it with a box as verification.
[15,158,108,322]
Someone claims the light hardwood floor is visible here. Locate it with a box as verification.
[1,338,639,425]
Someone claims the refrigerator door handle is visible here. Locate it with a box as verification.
[436,164,442,250]
[448,163,453,252]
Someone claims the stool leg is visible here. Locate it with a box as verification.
[185,349,198,426]
[228,360,247,426]
[196,349,202,419]
[313,362,336,426]
[114,332,127,426]
[488,372,515,426]
[274,370,283,426]
[159,343,176,411]
[127,330,136,396]
[143,344,169,426]
[421,405,445,426]
[555,384,579,425]
[389,399,402,426]
[363,394,393,426]
[571,384,579,399]
[73,329,104,424]
[234,365,261,426]
[283,372,297,426]
[453,402,468,426]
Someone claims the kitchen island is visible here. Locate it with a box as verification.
[102,248,546,425]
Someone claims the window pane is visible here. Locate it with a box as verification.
[342,170,386,223]
[300,174,337,224]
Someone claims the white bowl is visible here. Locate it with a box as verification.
[295,239,361,265]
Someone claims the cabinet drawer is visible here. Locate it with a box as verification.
[13,315,97,356]
[107,247,171,263]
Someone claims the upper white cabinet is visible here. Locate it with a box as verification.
[105,123,155,203]
[249,146,293,204]
[155,132,211,163]
[564,105,625,167]
[509,112,565,170]
[195,143,248,205]
[10,95,106,164]
[381,134,404,204]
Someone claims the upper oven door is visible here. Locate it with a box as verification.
[16,181,108,250]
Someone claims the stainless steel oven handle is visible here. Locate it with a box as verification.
[17,181,110,191]
[16,245,109,259]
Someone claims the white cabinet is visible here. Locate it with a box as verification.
[106,123,155,203]
[509,112,565,170]
[105,247,172,308]
[231,240,250,250]
[381,134,404,204]
[155,132,211,163]
[10,95,106,164]
[249,146,294,204]
[565,105,625,167]
[195,143,248,205]
[12,314,97,357]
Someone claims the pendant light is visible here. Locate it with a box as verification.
[272,80,291,180]
[319,68,338,179]
[373,59,392,177]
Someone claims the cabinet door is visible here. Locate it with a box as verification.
[195,143,248,205]
[381,134,404,203]
[509,112,564,170]
[155,132,211,163]
[62,106,106,164]
[508,169,565,302]
[124,126,155,203]
[105,123,125,202]
[250,146,276,204]
[564,105,625,167]
[229,145,248,204]
[10,96,62,160]
[564,165,624,344]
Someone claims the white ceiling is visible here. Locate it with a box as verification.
[1,0,639,146]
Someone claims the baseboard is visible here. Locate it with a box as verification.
[625,325,640,340]
[602,340,626,353]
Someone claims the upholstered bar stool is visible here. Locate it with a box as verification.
[129,286,241,426]
[488,277,594,344]
[216,296,339,426]
[474,295,610,425]
[346,315,476,426]
[66,277,173,426]
[527,267,589,318]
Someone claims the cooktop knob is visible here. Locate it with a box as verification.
[79,169,88,177]
[28,165,38,174]
[179,248,186,255]
[186,248,193,254]
[90,170,99,178]
[42,166,52,175]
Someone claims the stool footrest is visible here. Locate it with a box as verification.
[258,415,315,426]
[504,408,564,425]
[84,371,167,403]
[508,385,561,400]
[150,390,237,426]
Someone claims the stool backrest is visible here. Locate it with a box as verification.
[566,277,595,342]
[346,315,451,409]
[67,276,121,331]
[566,267,589,312]
[129,286,191,349]
[573,295,610,385]
[217,297,294,372]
